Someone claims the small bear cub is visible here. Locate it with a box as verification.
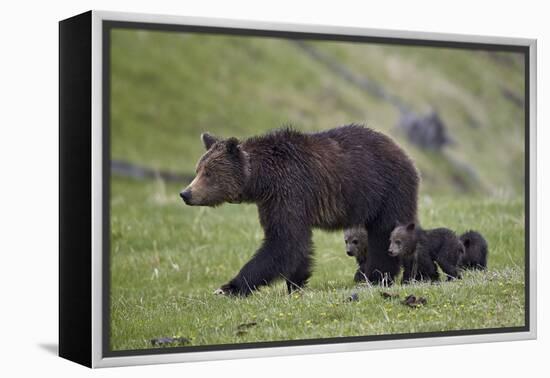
[389,222,464,283]
[458,230,488,270]
[344,227,369,282]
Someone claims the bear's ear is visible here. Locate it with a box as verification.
[463,238,471,248]
[201,132,219,150]
[406,222,416,232]
[225,137,241,156]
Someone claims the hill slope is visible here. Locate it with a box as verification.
[110,29,525,196]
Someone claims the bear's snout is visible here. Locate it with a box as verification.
[179,189,192,204]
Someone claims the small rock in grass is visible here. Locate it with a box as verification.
[237,322,258,330]
[235,321,258,336]
[401,294,427,308]
[346,293,359,302]
[381,291,399,299]
[151,336,190,347]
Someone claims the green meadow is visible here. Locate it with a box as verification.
[109,28,526,351]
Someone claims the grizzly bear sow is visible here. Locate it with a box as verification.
[180,125,419,296]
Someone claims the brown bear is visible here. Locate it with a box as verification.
[180,125,419,296]
[458,230,488,270]
[389,222,464,283]
[343,227,369,282]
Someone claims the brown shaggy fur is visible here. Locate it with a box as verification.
[181,125,419,295]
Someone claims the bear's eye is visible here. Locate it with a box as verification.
[395,240,401,246]
[203,170,211,178]
[344,239,348,244]
[352,240,358,245]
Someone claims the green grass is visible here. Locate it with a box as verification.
[110,177,525,351]
[108,29,526,352]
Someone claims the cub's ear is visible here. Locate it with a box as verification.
[225,137,241,156]
[201,132,219,150]
[406,222,416,232]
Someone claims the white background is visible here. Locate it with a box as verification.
[0,0,546,376]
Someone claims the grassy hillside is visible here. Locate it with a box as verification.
[110,29,525,196]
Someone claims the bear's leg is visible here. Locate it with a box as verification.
[401,259,414,285]
[286,254,313,294]
[436,258,460,281]
[353,256,368,282]
[427,261,440,282]
[218,231,312,296]
[479,250,488,270]
[362,229,400,285]
[354,269,367,283]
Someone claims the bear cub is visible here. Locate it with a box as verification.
[344,227,369,282]
[458,230,488,270]
[389,223,464,283]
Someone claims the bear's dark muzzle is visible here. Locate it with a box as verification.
[179,189,192,204]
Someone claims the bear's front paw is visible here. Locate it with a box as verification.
[354,269,367,283]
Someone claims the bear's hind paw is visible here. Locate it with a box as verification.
[214,282,240,296]
[214,281,252,297]
[213,288,226,295]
